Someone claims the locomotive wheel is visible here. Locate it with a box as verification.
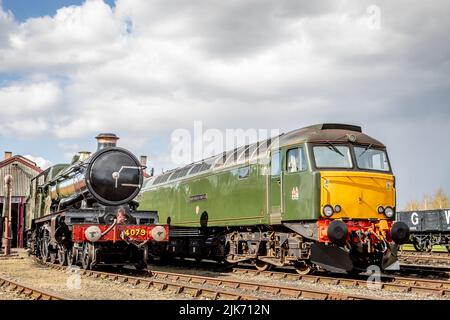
[40,239,50,262]
[294,261,312,275]
[50,252,57,264]
[195,257,203,263]
[222,260,236,270]
[255,260,272,271]
[135,261,147,271]
[81,244,92,270]
[58,247,67,266]
[67,248,75,267]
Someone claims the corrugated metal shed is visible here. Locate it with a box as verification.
[0,152,42,248]
[0,153,42,200]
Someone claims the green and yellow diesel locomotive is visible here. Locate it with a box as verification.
[139,124,409,273]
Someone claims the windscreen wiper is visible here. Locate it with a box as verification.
[358,143,373,158]
[326,141,345,157]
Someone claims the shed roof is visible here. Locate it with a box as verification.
[0,155,43,173]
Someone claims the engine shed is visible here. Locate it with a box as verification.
[0,152,42,249]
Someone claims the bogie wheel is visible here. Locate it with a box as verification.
[58,247,67,266]
[222,260,236,270]
[413,242,423,252]
[413,242,425,252]
[294,261,313,275]
[413,237,428,252]
[40,239,50,262]
[420,239,433,252]
[255,260,273,272]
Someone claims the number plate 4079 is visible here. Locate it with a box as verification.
[124,228,147,237]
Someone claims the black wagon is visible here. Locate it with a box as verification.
[397,209,450,252]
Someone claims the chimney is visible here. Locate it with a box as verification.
[140,155,147,168]
[78,151,92,161]
[140,155,148,175]
[95,133,119,150]
[4,151,12,160]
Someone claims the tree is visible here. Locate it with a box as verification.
[432,188,449,209]
[404,188,449,210]
[405,199,421,211]
[422,193,432,210]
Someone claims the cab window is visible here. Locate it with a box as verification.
[354,147,390,172]
[271,151,281,176]
[313,145,353,169]
[286,147,307,172]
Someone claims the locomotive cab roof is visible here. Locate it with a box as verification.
[279,123,385,148]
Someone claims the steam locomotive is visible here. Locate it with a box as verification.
[25,133,168,269]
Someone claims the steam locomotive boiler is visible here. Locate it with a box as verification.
[26,134,168,270]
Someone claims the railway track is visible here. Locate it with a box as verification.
[231,268,450,297]
[0,274,66,300]
[399,251,450,267]
[148,259,450,298]
[40,261,376,300]
[29,254,450,300]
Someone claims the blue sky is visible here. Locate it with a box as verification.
[0,1,449,208]
[2,0,115,21]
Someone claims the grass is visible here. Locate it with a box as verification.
[401,244,449,252]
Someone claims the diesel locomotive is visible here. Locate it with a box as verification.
[25,133,168,269]
[139,123,409,274]
[397,209,450,252]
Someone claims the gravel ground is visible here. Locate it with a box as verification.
[0,256,190,300]
[147,262,450,300]
[0,287,23,300]
[2,250,446,300]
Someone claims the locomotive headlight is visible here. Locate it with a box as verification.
[323,205,334,217]
[377,206,385,214]
[334,205,342,213]
[384,207,395,219]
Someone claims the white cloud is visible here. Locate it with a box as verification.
[0,2,15,47]
[0,81,61,116]
[23,154,52,169]
[0,0,126,73]
[0,0,449,206]
[0,118,49,136]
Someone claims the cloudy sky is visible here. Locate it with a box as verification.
[0,0,449,208]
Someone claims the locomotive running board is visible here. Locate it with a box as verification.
[310,243,353,273]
